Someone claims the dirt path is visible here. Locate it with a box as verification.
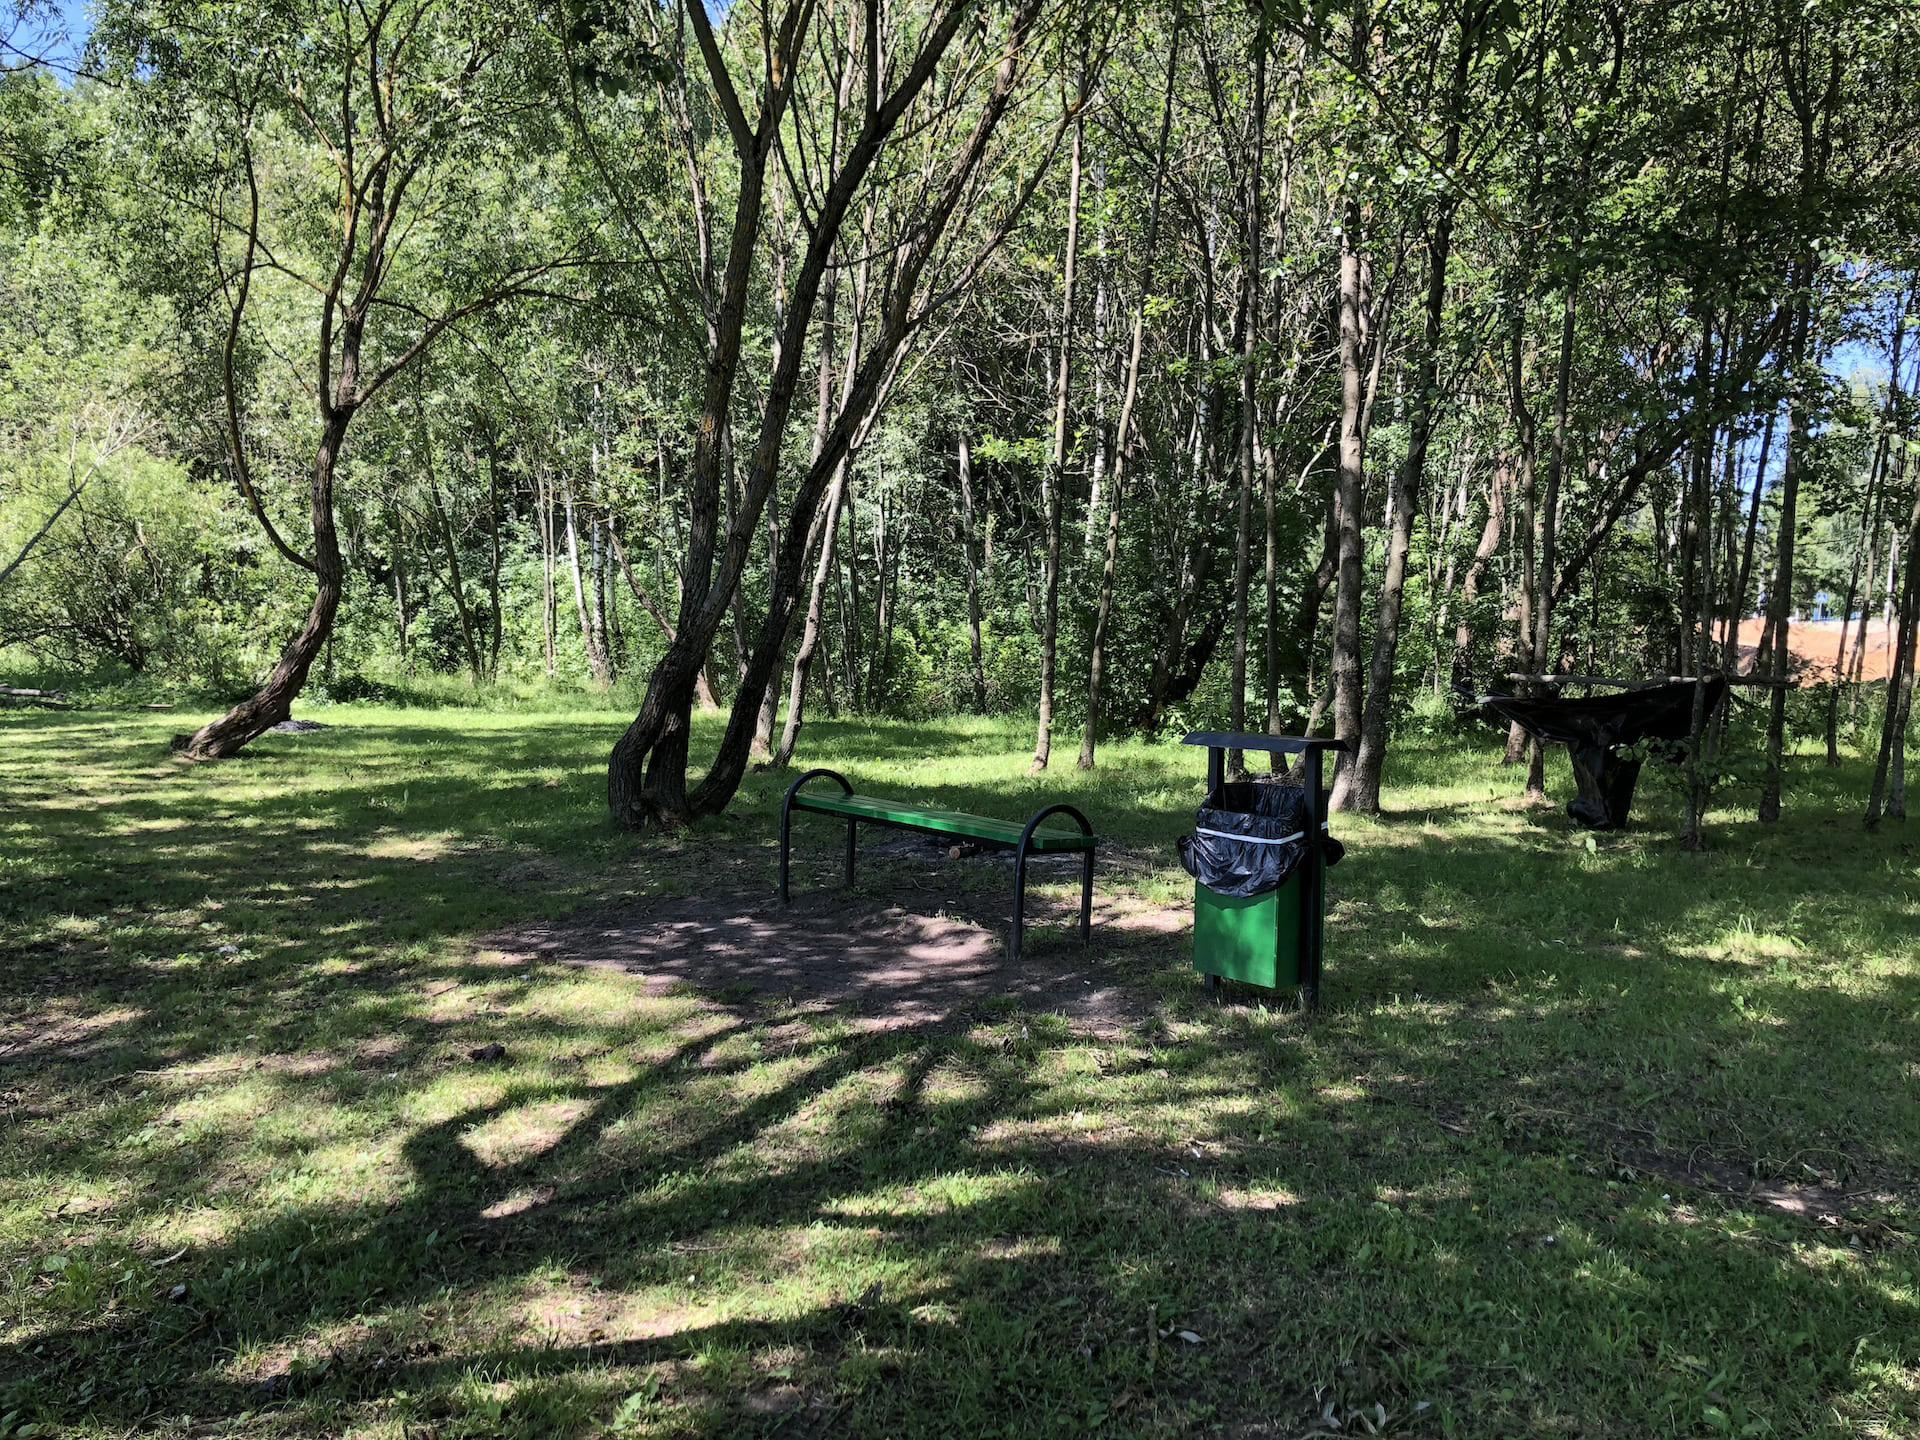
[486,876,1187,1035]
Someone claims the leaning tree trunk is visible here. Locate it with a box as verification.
[774,463,850,767]
[181,415,350,759]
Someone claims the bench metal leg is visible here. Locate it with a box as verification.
[1079,849,1093,945]
[779,802,792,904]
[845,818,857,886]
[1011,846,1027,963]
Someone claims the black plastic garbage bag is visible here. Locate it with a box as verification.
[1178,780,1344,899]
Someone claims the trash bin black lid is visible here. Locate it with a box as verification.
[1182,732,1350,755]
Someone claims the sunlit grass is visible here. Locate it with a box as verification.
[1,704,1917,1436]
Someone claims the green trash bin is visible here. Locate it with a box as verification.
[1179,733,1348,1007]
[1193,869,1322,990]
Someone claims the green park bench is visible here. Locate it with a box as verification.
[778,768,1097,962]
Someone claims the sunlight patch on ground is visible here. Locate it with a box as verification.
[1214,1185,1301,1212]
[517,1277,719,1346]
[461,1096,592,1167]
[140,1202,245,1252]
[364,830,456,861]
[827,1171,1039,1220]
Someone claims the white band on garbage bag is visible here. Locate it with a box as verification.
[1195,826,1302,846]
[1192,820,1330,847]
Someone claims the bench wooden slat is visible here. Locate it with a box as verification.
[791,792,1096,851]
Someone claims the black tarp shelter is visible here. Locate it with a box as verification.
[1480,677,1729,829]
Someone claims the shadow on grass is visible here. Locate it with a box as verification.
[4,710,1919,1436]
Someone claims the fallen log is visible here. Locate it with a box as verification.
[0,686,74,709]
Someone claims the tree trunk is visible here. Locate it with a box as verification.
[1850,504,1885,695]
[1759,267,1813,822]
[958,430,990,711]
[1827,441,1883,761]
[538,472,558,678]
[1869,545,1916,824]
[594,510,617,682]
[879,481,908,690]
[482,422,504,678]
[1867,446,1917,828]
[1227,20,1268,775]
[1327,166,1369,804]
[1451,457,1508,685]
[1349,15,1471,810]
[1081,19,1182,766]
[1033,110,1085,773]
[391,504,412,674]
[1503,313,1543,788]
[564,475,612,687]
[843,464,863,709]
[1763,39,1841,820]
[1728,410,1777,666]
[1680,349,1723,851]
[771,252,866,766]
[866,479,892,703]
[423,426,483,685]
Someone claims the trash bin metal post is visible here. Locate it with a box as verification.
[1300,746,1323,1010]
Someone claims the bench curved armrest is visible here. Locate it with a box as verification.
[784,767,853,808]
[1012,804,1096,961]
[1018,802,1094,851]
[779,769,854,904]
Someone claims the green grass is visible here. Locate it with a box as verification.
[2,705,1917,1437]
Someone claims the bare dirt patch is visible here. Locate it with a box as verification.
[0,1003,146,1065]
[1612,1143,1908,1234]
[486,880,1184,1034]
